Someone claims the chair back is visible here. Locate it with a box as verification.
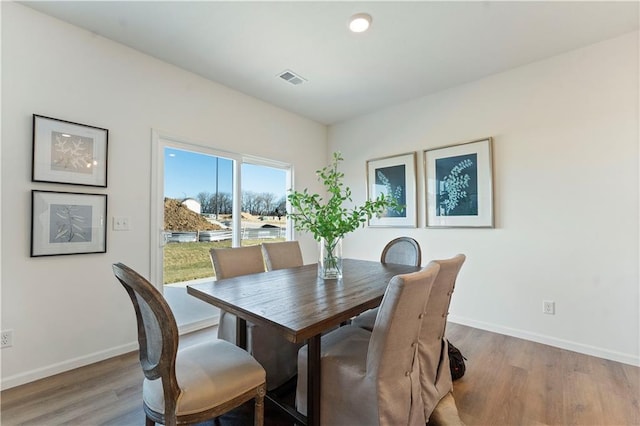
[418,254,466,418]
[381,237,422,266]
[209,245,300,390]
[261,241,303,271]
[112,263,180,421]
[366,262,440,425]
[209,245,265,279]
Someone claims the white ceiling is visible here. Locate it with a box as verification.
[23,1,639,125]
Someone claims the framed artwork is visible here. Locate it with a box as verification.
[32,114,108,187]
[31,190,107,257]
[424,137,494,228]
[366,152,417,227]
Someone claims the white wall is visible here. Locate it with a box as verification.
[0,3,326,389]
[1,2,637,392]
[331,32,639,365]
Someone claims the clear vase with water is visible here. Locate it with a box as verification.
[318,237,343,279]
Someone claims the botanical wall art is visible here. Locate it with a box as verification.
[366,152,417,227]
[424,138,494,228]
[31,190,107,257]
[32,114,108,187]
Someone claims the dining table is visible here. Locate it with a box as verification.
[186,258,422,426]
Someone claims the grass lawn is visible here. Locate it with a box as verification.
[163,238,284,284]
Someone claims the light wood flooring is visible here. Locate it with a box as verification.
[1,323,638,425]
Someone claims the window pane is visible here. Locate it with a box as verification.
[240,163,288,247]
[161,148,291,284]
[163,147,234,284]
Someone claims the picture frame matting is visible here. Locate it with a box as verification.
[32,114,109,187]
[31,190,108,257]
[366,152,417,228]
[424,137,494,228]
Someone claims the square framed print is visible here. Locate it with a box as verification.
[32,114,109,187]
[366,152,417,227]
[31,190,107,257]
[424,137,494,228]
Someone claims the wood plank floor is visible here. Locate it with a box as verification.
[2,323,638,425]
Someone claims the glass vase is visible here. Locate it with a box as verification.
[318,237,343,279]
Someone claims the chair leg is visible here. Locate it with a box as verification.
[254,385,266,426]
[145,415,154,426]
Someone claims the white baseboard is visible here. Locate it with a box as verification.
[0,341,138,391]
[448,314,640,367]
[178,316,218,335]
[1,316,220,391]
[8,314,634,391]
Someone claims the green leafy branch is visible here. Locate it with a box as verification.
[287,152,399,242]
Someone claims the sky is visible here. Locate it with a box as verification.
[164,147,287,200]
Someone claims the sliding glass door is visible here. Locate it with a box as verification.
[151,132,291,329]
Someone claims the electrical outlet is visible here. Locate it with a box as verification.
[1,330,13,348]
[543,300,555,315]
[113,216,131,231]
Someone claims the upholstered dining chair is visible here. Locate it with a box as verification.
[112,263,266,426]
[352,254,466,421]
[209,246,301,390]
[261,241,304,271]
[381,236,422,266]
[209,245,265,281]
[416,254,466,420]
[296,263,441,426]
[351,236,422,330]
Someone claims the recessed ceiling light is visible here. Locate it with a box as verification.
[349,13,372,33]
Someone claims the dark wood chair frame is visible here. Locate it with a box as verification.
[113,263,266,426]
[380,236,422,266]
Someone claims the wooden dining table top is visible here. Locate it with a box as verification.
[186,258,422,344]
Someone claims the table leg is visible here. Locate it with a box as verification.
[236,317,247,350]
[307,334,321,426]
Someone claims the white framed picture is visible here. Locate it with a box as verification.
[366,152,417,228]
[32,114,108,187]
[424,137,494,228]
[31,190,107,257]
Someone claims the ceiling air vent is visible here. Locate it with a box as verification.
[278,70,306,85]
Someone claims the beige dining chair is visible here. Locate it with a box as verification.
[351,236,422,330]
[417,254,466,420]
[209,245,301,390]
[380,236,422,266]
[261,241,304,271]
[296,263,440,426]
[112,263,266,426]
[352,253,466,421]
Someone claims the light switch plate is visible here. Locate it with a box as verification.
[113,216,131,231]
